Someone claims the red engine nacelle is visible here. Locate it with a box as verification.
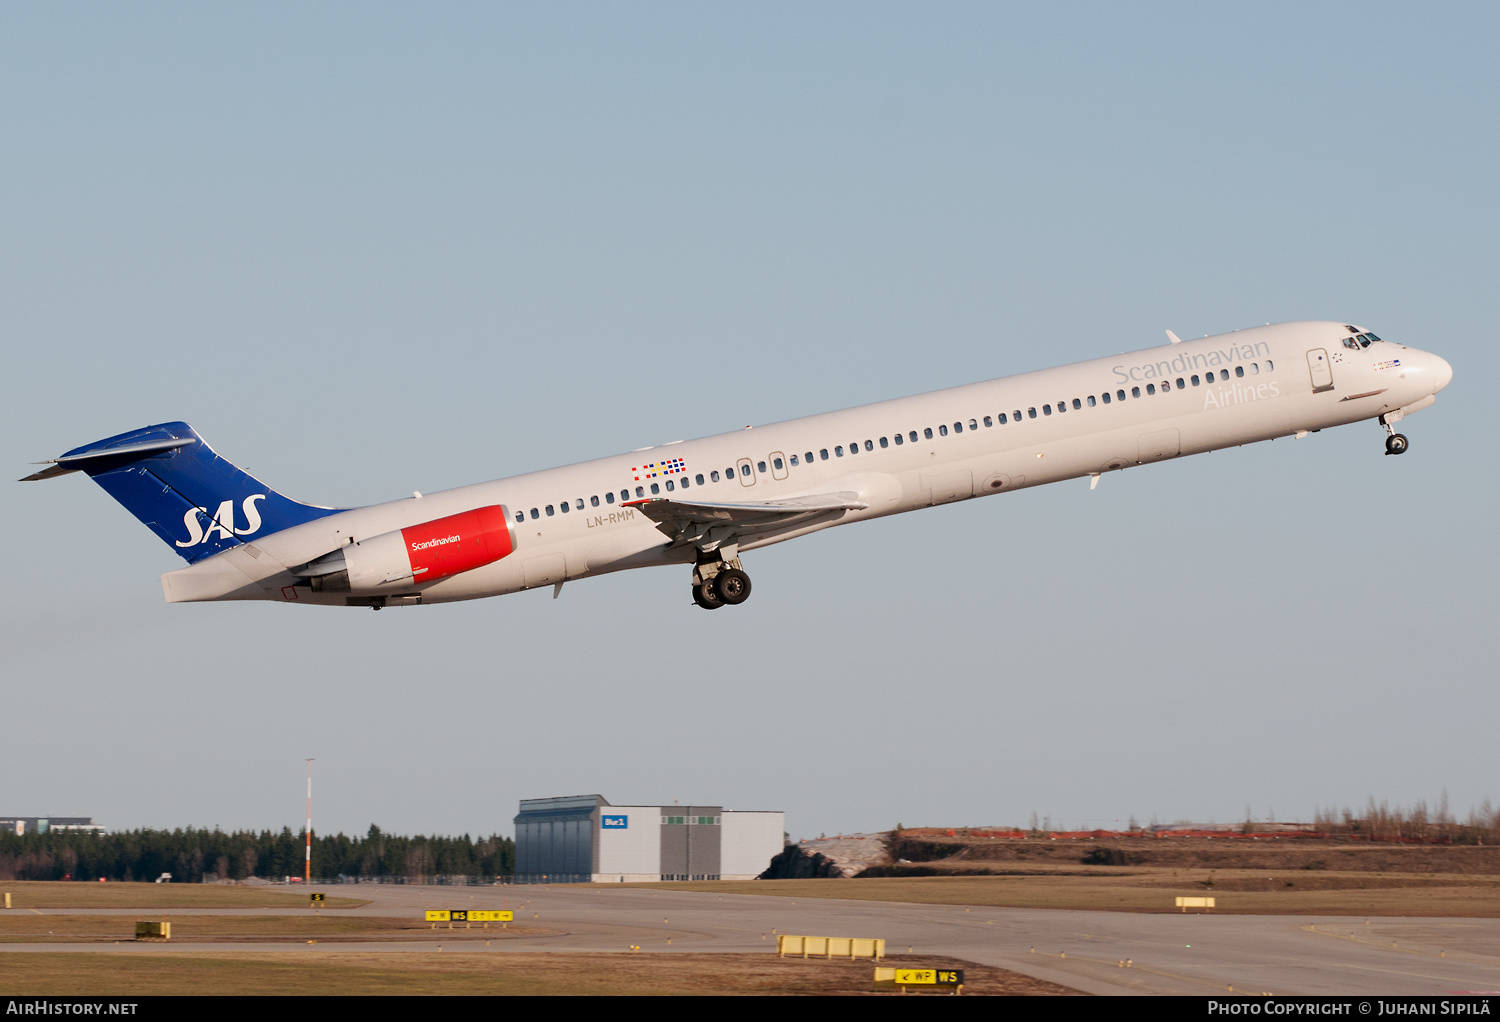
[302,505,515,593]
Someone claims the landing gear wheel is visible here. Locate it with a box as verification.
[714,568,752,606]
[693,580,724,610]
[1385,433,1409,456]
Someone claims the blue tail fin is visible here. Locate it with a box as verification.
[29,422,340,563]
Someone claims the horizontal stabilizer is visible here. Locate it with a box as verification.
[22,437,196,481]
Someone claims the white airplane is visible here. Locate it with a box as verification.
[24,321,1451,610]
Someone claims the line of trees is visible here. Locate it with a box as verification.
[0,825,515,882]
[1311,797,1500,844]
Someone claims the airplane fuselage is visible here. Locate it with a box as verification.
[85,321,1453,608]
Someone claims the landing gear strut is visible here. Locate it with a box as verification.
[691,552,751,609]
[1380,413,1410,456]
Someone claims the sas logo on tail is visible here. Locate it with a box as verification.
[176,495,266,548]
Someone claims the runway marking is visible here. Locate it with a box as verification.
[1304,925,1500,967]
[1015,950,1257,995]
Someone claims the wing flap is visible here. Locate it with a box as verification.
[624,491,867,539]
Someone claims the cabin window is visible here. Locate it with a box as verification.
[835,445,844,457]
[820,449,829,460]
[1160,381,1170,392]
[635,486,644,498]
[545,505,555,516]
[1087,395,1096,407]
[576,498,584,510]
[665,479,674,491]
[531,508,539,519]
[865,439,874,451]
[969,418,978,430]
[1236,365,1245,378]
[1043,404,1052,416]
[1101,392,1110,404]
[605,492,615,504]
[726,466,736,477]
[1117,390,1127,401]
[1266,360,1275,370]
[591,495,600,507]
[983,416,992,427]
[621,490,630,501]
[680,476,689,488]
[1012,409,1022,421]
[514,511,524,523]
[1056,402,1065,414]
[998,412,1008,423]
[1249,363,1259,375]
[1146,384,1155,395]
[1191,375,1200,386]
[757,460,767,472]
[696,473,705,484]
[1072,399,1081,410]
[804,452,813,463]
[924,428,934,439]
[894,434,903,445]
[879,437,889,448]
[650,483,660,494]
[710,471,720,482]
[560,502,569,514]
[1028,407,1037,419]
[939,425,949,435]
[953,422,962,433]
[773,457,784,470]
[1131,387,1141,398]
[847,443,857,455]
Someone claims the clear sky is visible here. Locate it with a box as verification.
[4,2,1495,841]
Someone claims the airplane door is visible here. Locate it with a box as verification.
[737,458,755,486]
[1307,348,1334,393]
[769,452,789,481]
[921,469,973,505]
[523,554,565,589]
[1138,428,1180,463]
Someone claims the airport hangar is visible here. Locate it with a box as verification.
[514,795,783,882]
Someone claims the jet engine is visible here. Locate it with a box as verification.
[295,505,514,593]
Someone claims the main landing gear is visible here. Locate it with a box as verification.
[691,555,752,610]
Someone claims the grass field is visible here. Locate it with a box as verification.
[627,868,1500,916]
[0,951,1077,995]
[0,881,366,909]
[0,915,551,943]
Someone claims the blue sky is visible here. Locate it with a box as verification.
[4,3,1494,840]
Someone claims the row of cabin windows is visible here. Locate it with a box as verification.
[514,362,1276,522]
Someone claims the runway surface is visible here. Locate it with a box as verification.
[5,882,1499,996]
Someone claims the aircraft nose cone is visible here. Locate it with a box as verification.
[1432,354,1453,392]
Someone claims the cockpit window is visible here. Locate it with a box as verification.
[1343,336,1360,350]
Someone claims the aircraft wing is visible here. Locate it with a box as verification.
[624,491,868,543]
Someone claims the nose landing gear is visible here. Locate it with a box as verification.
[1379,412,1410,455]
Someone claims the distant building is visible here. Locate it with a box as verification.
[514,795,783,883]
[1,817,105,836]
